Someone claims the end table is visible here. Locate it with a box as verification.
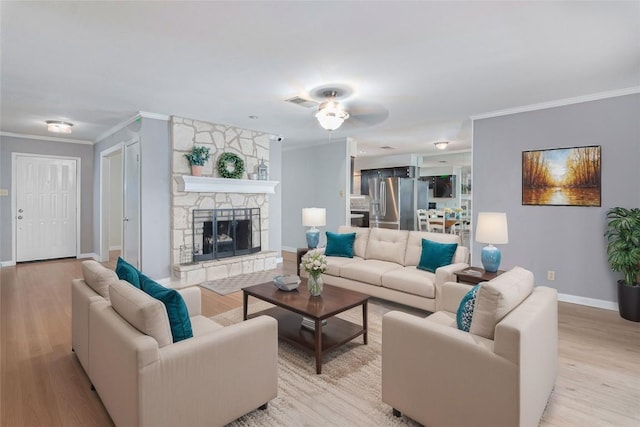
[455,266,505,285]
[296,248,310,276]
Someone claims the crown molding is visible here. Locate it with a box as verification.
[95,111,170,143]
[471,86,640,121]
[0,131,93,145]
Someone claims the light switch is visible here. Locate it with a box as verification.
[0,189,8,196]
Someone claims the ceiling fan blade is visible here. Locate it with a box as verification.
[343,101,389,128]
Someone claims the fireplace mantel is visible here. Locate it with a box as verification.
[176,175,279,194]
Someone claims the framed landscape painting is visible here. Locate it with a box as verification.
[522,145,601,207]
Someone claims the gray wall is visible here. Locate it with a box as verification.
[473,93,640,303]
[93,117,171,279]
[282,140,349,250]
[0,135,94,262]
[139,118,171,278]
[268,139,283,257]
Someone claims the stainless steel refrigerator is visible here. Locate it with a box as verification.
[369,177,428,230]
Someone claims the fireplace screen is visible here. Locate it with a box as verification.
[192,208,261,261]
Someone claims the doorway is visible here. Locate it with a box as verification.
[13,154,80,262]
[100,139,139,268]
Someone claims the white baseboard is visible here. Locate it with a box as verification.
[1,261,16,268]
[109,245,122,251]
[78,253,100,261]
[558,293,618,311]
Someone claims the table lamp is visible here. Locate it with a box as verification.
[475,212,509,273]
[302,207,326,249]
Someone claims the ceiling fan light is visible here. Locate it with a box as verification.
[315,101,349,131]
[46,120,73,134]
[434,141,449,150]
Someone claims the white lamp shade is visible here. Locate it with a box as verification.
[302,207,326,227]
[475,212,509,244]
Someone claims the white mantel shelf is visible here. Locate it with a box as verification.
[176,175,279,194]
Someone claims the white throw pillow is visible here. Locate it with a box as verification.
[82,260,118,301]
[469,266,534,340]
[109,280,173,347]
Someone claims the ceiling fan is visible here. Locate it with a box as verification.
[285,84,388,131]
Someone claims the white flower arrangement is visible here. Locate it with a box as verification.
[301,250,327,278]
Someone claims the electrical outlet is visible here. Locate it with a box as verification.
[547,270,555,281]
[0,189,8,196]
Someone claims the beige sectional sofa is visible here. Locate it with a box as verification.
[310,226,470,312]
[72,261,278,427]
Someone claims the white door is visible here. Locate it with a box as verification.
[16,156,78,262]
[122,140,141,268]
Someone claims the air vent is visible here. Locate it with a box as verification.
[380,146,396,150]
[285,96,317,108]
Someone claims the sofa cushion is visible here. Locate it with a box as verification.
[381,267,436,299]
[340,259,403,287]
[82,260,118,301]
[364,228,409,265]
[115,257,142,289]
[325,256,362,276]
[456,284,480,332]
[405,231,462,266]
[417,239,458,273]
[426,310,457,327]
[109,280,172,347]
[470,267,535,340]
[190,315,224,337]
[140,275,193,343]
[325,231,356,258]
[337,226,370,258]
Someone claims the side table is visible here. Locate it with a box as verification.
[296,247,310,276]
[455,266,505,285]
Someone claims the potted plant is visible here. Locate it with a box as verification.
[184,146,211,176]
[605,207,640,322]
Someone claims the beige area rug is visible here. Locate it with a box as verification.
[199,269,280,295]
[213,300,421,427]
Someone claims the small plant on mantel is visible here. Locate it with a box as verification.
[184,146,211,176]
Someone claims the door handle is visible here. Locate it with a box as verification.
[123,217,129,222]
[18,208,23,213]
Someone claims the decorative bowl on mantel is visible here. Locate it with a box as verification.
[273,275,301,291]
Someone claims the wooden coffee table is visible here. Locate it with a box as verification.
[242,280,369,374]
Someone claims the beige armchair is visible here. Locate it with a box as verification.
[88,280,278,427]
[382,268,557,427]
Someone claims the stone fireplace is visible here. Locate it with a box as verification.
[170,116,278,287]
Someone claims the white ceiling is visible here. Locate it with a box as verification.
[1,1,638,156]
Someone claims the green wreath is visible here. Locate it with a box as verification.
[217,152,245,179]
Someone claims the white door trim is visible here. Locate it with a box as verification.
[99,142,125,262]
[11,153,81,263]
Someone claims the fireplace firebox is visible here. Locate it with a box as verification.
[192,208,261,261]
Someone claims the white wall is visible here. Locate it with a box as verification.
[473,93,640,305]
[282,139,349,250]
[108,151,122,249]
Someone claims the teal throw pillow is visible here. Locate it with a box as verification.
[115,257,142,289]
[140,274,193,343]
[325,231,356,258]
[416,239,458,273]
[456,284,481,331]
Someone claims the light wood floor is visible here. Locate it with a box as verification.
[1,254,639,426]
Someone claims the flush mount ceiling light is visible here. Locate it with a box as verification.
[434,141,449,150]
[315,90,349,131]
[46,120,73,134]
